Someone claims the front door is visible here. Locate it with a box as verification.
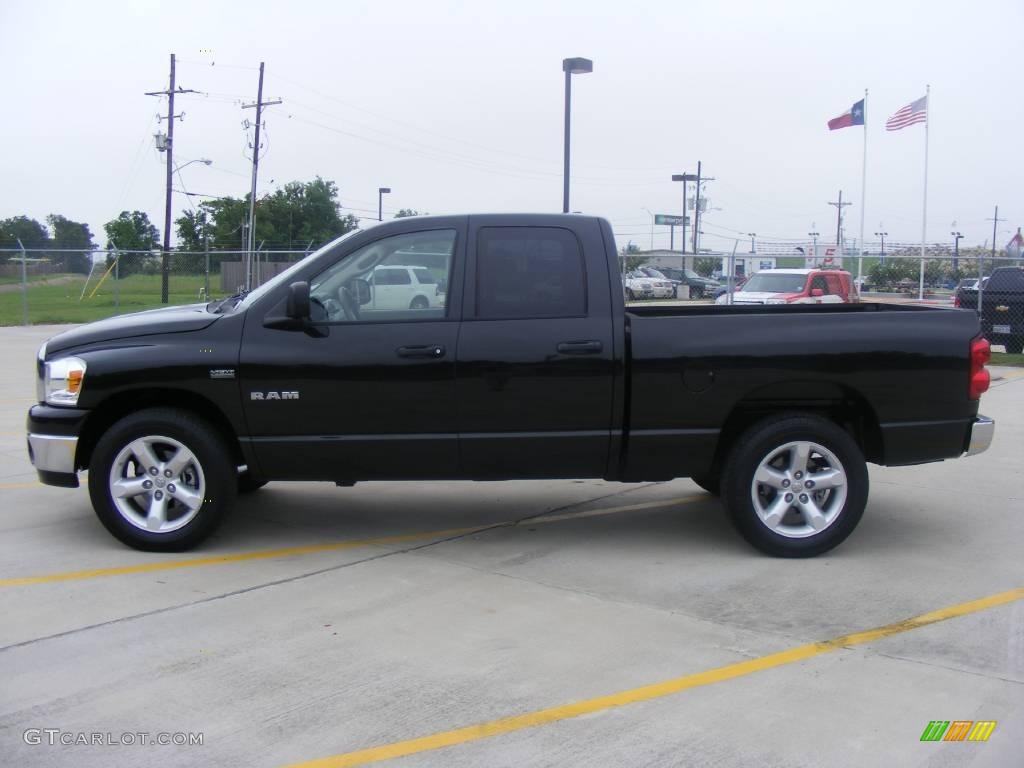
[240,226,464,481]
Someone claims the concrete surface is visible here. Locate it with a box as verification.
[0,325,1021,767]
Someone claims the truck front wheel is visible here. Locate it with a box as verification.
[721,414,868,557]
[88,408,237,551]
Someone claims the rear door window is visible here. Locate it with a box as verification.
[474,227,586,319]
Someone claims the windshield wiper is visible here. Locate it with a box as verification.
[208,290,249,314]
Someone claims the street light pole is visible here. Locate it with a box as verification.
[875,230,888,259]
[378,187,391,221]
[951,230,963,272]
[671,173,697,255]
[808,229,820,265]
[561,57,592,214]
[747,232,756,253]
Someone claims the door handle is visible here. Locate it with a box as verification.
[556,340,603,355]
[396,345,446,359]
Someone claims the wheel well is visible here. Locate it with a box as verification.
[76,389,244,472]
[710,386,883,475]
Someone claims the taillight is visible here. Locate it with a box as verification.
[954,294,961,308]
[969,336,990,400]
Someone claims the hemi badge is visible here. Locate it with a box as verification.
[210,369,236,379]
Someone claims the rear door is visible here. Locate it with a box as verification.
[455,217,616,478]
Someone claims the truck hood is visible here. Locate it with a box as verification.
[44,303,220,355]
[722,291,795,304]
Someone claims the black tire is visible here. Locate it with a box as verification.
[238,473,268,494]
[690,473,720,495]
[1004,337,1024,355]
[88,408,237,551]
[721,413,868,557]
[410,296,429,310]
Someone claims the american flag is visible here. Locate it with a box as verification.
[886,95,928,131]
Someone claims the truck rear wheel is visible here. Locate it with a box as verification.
[721,414,868,557]
[88,408,237,551]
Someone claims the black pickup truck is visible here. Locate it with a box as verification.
[27,214,994,557]
[955,266,1024,353]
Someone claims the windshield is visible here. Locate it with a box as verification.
[741,273,809,293]
[233,229,363,310]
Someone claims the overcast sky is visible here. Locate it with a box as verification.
[2,0,1021,254]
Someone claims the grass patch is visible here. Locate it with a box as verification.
[990,352,1024,367]
[0,273,224,325]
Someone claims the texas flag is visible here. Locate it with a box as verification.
[828,99,865,131]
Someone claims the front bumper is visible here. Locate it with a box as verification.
[26,404,88,487]
[965,414,995,457]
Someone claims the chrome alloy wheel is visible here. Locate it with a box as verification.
[108,435,206,533]
[749,440,848,539]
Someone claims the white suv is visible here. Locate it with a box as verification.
[369,265,444,310]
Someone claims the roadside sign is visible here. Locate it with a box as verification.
[654,214,690,226]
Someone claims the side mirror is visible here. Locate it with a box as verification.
[810,288,824,297]
[351,278,371,305]
[286,281,311,319]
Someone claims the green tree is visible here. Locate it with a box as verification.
[104,210,160,276]
[47,214,96,274]
[175,178,359,258]
[0,216,48,264]
[175,209,210,253]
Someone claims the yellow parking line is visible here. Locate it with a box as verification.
[0,495,700,588]
[0,480,42,490]
[284,587,1024,768]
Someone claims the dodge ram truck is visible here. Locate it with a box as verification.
[27,214,995,557]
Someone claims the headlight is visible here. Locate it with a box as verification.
[765,298,787,305]
[41,356,87,406]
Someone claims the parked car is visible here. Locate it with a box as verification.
[955,267,1024,353]
[716,269,858,305]
[643,266,720,298]
[367,265,444,311]
[624,271,673,300]
[27,213,992,558]
[713,276,748,301]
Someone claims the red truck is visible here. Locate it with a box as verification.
[717,269,859,305]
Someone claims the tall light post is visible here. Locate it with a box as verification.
[378,187,391,221]
[562,57,592,213]
[951,230,963,272]
[747,232,756,253]
[808,228,820,265]
[671,173,697,254]
[875,229,888,262]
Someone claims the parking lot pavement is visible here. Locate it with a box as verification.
[1,325,1021,768]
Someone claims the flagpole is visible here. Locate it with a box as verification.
[858,88,867,282]
[919,84,930,301]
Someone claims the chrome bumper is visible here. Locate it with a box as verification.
[27,433,78,474]
[965,415,995,457]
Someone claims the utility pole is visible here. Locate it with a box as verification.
[241,62,282,290]
[981,205,1004,315]
[145,53,198,303]
[828,190,852,247]
[747,233,756,253]
[690,162,715,254]
[693,162,702,254]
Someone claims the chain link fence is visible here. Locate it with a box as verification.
[2,247,1022,355]
[0,248,310,326]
